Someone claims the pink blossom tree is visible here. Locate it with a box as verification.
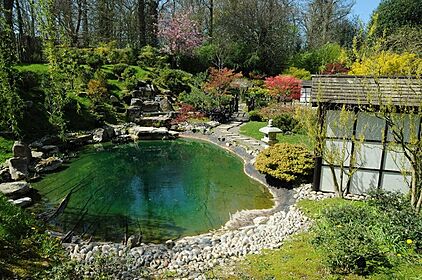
[158,10,204,60]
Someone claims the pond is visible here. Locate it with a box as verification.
[33,139,273,243]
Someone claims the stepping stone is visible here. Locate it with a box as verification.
[217,125,233,130]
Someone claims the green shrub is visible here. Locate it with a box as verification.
[368,190,422,253]
[0,195,64,278]
[255,143,314,183]
[258,103,296,120]
[124,76,143,91]
[313,204,392,275]
[85,52,104,70]
[283,67,312,80]
[87,79,108,102]
[112,63,129,80]
[248,110,262,121]
[154,68,192,95]
[272,113,298,133]
[121,67,137,81]
[137,45,169,69]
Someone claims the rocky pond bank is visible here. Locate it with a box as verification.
[63,184,337,279]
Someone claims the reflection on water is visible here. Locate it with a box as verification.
[33,139,273,242]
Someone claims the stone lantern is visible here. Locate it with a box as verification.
[259,119,282,145]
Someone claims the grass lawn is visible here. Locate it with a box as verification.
[240,121,311,147]
[209,198,422,279]
[0,137,14,164]
[14,64,49,74]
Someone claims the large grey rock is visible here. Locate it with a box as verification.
[159,97,174,112]
[30,135,61,149]
[68,134,93,146]
[9,197,32,207]
[39,145,59,155]
[127,106,143,122]
[12,141,32,161]
[93,126,115,143]
[130,98,143,107]
[0,181,30,197]
[0,167,11,183]
[142,101,161,113]
[8,157,28,180]
[128,126,179,140]
[35,157,63,173]
[31,150,44,159]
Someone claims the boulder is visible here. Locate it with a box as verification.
[12,141,32,160]
[0,181,30,197]
[93,126,115,143]
[35,157,63,173]
[130,98,143,107]
[142,101,161,113]
[9,197,32,207]
[68,134,93,147]
[39,145,59,155]
[30,135,61,149]
[159,97,174,112]
[31,150,44,159]
[126,106,143,122]
[0,168,11,183]
[8,157,28,180]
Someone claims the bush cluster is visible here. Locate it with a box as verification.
[313,191,422,276]
[255,143,314,183]
[0,195,64,278]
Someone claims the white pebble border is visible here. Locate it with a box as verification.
[65,204,310,279]
[62,184,371,279]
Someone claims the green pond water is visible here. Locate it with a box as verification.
[33,139,273,243]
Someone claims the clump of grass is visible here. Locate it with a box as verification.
[0,137,14,164]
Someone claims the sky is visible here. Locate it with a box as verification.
[352,0,382,23]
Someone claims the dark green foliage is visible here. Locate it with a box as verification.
[112,63,129,79]
[84,52,104,70]
[179,87,218,113]
[121,67,137,81]
[291,43,344,74]
[248,110,263,121]
[255,143,314,183]
[368,190,422,253]
[154,68,192,95]
[106,48,136,65]
[0,195,64,278]
[313,192,422,276]
[137,45,169,69]
[313,204,392,275]
[374,0,422,35]
[272,114,299,134]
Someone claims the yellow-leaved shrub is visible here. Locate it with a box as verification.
[349,52,422,76]
[255,143,314,183]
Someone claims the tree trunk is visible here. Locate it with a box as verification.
[209,0,214,38]
[146,0,158,46]
[82,0,89,46]
[138,0,146,47]
[3,0,14,29]
[15,0,24,61]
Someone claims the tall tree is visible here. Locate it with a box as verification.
[373,0,422,36]
[302,0,354,49]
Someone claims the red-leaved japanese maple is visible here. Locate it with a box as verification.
[264,75,302,101]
